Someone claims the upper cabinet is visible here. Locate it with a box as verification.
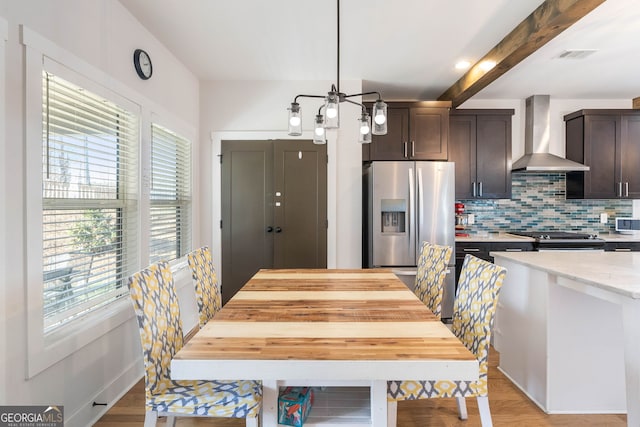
[362,101,451,161]
[565,109,640,199]
[449,109,514,199]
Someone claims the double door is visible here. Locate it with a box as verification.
[363,102,450,161]
[565,110,640,199]
[449,110,513,199]
[221,140,327,303]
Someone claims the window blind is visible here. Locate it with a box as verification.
[42,71,138,332]
[149,123,191,263]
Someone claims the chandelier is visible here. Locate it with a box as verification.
[287,0,388,144]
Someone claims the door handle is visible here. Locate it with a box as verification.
[619,182,623,197]
[625,182,629,197]
[479,182,483,197]
[403,142,408,158]
[411,141,415,158]
[266,226,274,233]
[472,182,477,198]
[275,227,282,233]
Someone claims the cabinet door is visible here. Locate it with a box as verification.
[476,115,512,198]
[368,108,409,160]
[584,115,620,199]
[410,108,448,160]
[449,115,476,199]
[621,115,640,198]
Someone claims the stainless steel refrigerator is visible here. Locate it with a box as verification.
[363,161,456,319]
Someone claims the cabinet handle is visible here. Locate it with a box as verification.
[403,141,408,158]
[463,248,480,252]
[472,182,477,197]
[411,141,415,158]
[479,182,483,197]
[625,182,629,197]
[505,248,523,252]
[614,248,632,252]
[619,182,623,197]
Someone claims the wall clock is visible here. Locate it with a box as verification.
[133,49,152,80]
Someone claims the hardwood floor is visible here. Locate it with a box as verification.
[94,347,626,426]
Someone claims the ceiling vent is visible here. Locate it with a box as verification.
[556,49,597,59]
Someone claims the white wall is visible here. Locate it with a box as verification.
[200,80,364,271]
[0,1,199,425]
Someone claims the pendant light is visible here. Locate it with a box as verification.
[286,0,387,143]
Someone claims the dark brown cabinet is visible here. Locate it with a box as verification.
[449,109,514,199]
[454,240,533,286]
[603,241,640,252]
[363,101,450,161]
[565,109,640,199]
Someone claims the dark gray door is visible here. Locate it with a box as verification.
[273,140,327,268]
[221,140,327,304]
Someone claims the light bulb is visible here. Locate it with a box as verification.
[315,127,325,136]
[326,106,338,119]
[289,116,301,126]
[374,112,386,125]
[360,123,370,135]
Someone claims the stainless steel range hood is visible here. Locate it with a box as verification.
[512,95,589,172]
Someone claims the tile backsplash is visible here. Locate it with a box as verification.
[458,173,633,234]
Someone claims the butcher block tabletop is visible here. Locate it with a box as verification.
[172,269,476,373]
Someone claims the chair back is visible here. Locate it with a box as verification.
[187,246,222,328]
[413,242,452,318]
[127,261,184,397]
[452,254,507,395]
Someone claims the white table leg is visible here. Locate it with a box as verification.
[622,300,640,427]
[262,379,279,427]
[370,380,387,427]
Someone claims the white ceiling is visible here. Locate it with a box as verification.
[119,0,640,102]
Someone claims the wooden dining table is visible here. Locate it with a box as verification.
[171,268,478,427]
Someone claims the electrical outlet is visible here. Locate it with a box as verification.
[600,212,608,224]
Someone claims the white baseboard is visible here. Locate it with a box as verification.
[67,356,144,427]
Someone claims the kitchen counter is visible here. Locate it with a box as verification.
[598,232,640,242]
[492,251,640,425]
[455,232,534,242]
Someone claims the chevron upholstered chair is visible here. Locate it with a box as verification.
[127,261,261,427]
[387,254,507,427]
[412,241,453,318]
[187,246,222,328]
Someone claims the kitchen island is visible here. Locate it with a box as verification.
[491,251,640,426]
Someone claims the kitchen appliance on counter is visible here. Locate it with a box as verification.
[363,161,455,319]
[615,217,640,234]
[508,231,605,251]
[455,202,470,237]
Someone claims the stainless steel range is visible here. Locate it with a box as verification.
[509,231,605,251]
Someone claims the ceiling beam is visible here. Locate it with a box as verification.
[438,0,606,108]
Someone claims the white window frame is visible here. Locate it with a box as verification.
[149,121,193,264]
[1,15,9,402]
[23,26,141,377]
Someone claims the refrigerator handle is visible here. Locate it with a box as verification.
[409,167,415,252]
[417,167,424,226]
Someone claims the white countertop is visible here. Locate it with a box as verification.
[491,251,640,299]
[457,232,640,243]
[455,232,534,242]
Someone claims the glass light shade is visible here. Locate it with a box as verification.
[288,102,302,136]
[358,113,372,144]
[324,92,339,129]
[372,100,387,135]
[313,114,326,145]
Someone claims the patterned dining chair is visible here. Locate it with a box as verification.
[387,254,507,427]
[413,241,453,318]
[127,261,262,427]
[187,246,222,328]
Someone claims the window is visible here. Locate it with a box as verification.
[41,71,138,333]
[149,123,192,263]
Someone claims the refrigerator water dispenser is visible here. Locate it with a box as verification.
[381,199,406,233]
